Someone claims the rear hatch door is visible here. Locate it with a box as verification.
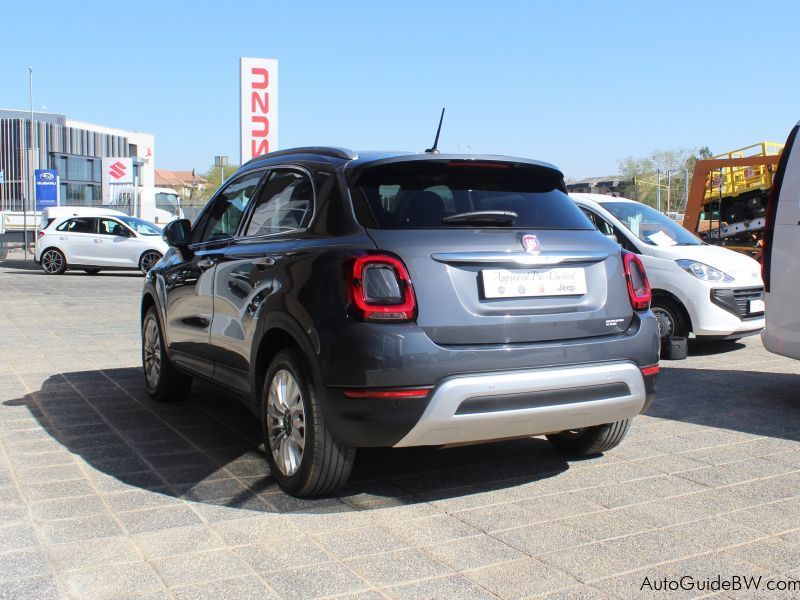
[349,158,633,345]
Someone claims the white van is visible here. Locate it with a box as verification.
[571,194,765,344]
[761,122,800,360]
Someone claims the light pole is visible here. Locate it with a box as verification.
[214,155,228,188]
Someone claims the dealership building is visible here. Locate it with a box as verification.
[0,109,155,211]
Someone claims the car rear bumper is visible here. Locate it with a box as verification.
[324,361,657,448]
[394,361,649,447]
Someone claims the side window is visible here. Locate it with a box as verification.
[193,171,264,244]
[56,217,95,234]
[98,219,130,237]
[582,208,640,253]
[580,208,615,236]
[244,170,313,237]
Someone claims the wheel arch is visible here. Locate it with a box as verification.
[651,288,693,333]
[251,312,322,409]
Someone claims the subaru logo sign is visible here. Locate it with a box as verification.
[40,172,55,182]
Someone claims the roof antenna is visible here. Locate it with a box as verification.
[425,108,446,154]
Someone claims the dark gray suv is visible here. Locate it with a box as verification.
[141,148,660,497]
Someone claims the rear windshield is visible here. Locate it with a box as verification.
[351,160,593,229]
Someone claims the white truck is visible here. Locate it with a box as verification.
[106,186,184,226]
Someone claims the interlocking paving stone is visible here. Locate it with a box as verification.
[311,526,409,559]
[60,562,163,598]
[422,533,525,571]
[2,255,800,598]
[171,576,279,600]
[262,562,370,599]
[0,548,50,581]
[387,574,498,600]
[132,524,226,559]
[46,537,142,573]
[466,557,580,598]
[116,504,203,534]
[150,549,252,588]
[343,548,450,586]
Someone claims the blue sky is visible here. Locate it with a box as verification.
[1,1,798,178]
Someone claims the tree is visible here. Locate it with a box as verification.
[201,164,240,195]
[618,146,711,212]
[183,163,241,208]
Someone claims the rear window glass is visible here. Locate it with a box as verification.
[351,161,593,230]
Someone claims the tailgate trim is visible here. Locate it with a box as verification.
[430,250,610,267]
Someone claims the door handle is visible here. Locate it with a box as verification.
[59,236,68,240]
[196,258,216,270]
[252,256,275,267]
[94,239,103,243]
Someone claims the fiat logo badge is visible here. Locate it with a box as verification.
[521,234,541,255]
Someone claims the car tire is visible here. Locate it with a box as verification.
[651,297,687,340]
[142,306,192,402]
[83,269,100,275]
[262,348,355,497]
[139,250,162,274]
[546,419,631,455]
[41,248,67,275]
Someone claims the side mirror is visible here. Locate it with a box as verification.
[163,219,191,248]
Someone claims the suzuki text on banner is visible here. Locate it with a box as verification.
[240,57,279,164]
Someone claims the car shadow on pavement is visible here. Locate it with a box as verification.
[652,366,800,439]
[687,339,747,356]
[0,258,142,277]
[3,368,571,515]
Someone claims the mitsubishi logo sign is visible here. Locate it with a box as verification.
[108,161,127,180]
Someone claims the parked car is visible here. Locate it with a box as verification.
[762,121,800,360]
[571,194,765,346]
[141,148,660,497]
[35,212,167,275]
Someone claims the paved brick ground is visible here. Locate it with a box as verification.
[0,254,798,599]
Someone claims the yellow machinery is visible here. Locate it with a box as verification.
[683,141,784,257]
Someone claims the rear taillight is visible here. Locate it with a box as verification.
[37,231,44,239]
[762,124,798,293]
[349,254,417,322]
[622,250,651,311]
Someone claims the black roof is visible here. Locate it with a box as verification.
[243,146,563,177]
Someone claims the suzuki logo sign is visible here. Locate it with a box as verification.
[108,161,127,180]
[101,157,133,185]
[240,57,278,163]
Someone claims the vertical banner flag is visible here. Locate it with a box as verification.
[35,169,59,210]
[240,57,278,164]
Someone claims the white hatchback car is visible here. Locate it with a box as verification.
[35,213,168,275]
[571,194,765,343]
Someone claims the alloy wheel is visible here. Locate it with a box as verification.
[42,250,64,274]
[142,316,162,389]
[140,251,162,273]
[267,369,306,476]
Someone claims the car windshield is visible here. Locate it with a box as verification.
[119,217,162,236]
[352,161,593,230]
[601,201,702,246]
[155,192,182,216]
